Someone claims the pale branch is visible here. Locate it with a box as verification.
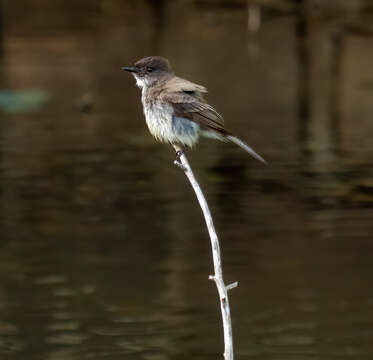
[172,144,237,360]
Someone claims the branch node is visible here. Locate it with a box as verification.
[226,282,238,291]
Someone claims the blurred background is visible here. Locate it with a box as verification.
[1,0,373,359]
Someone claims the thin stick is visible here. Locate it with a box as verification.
[173,144,237,360]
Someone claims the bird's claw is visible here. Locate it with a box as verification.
[174,150,187,171]
[175,150,183,163]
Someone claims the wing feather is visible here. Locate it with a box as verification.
[159,77,227,134]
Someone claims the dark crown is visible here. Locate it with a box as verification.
[135,56,173,73]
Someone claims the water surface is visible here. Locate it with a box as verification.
[1,1,373,359]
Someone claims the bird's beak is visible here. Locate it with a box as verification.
[122,66,139,73]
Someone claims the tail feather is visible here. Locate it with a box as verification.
[226,135,266,164]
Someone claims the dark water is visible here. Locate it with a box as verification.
[1,1,373,359]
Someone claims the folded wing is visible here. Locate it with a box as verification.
[159,77,228,135]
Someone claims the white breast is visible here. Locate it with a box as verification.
[143,100,174,142]
[140,88,199,147]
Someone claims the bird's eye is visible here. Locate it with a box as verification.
[146,67,154,73]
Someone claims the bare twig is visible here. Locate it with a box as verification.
[173,144,237,360]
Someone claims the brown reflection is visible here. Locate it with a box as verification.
[294,1,343,209]
[247,2,260,58]
[295,1,373,206]
[296,4,341,172]
[0,1,3,60]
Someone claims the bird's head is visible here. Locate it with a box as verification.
[122,56,174,88]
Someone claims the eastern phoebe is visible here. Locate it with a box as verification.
[122,56,265,163]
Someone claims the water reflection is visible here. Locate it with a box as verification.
[0,1,373,359]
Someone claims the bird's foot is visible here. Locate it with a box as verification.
[174,150,187,171]
[175,150,183,163]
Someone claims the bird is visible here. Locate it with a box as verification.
[122,56,265,164]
